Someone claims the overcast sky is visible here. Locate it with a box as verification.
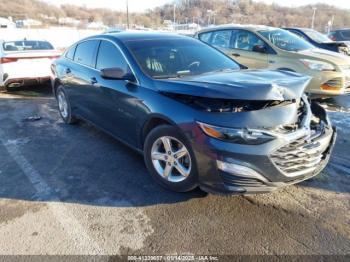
[43,0,350,12]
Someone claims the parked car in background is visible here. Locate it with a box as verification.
[51,32,336,194]
[0,39,60,91]
[284,27,350,56]
[195,25,350,97]
[328,28,350,42]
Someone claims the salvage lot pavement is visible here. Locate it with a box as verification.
[0,85,349,256]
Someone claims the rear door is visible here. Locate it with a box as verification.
[230,30,269,69]
[64,39,99,120]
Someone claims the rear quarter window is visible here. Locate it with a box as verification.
[340,30,350,40]
[198,32,212,43]
[65,45,76,60]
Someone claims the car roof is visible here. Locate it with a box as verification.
[284,27,312,31]
[85,31,192,43]
[198,24,276,33]
[330,28,350,32]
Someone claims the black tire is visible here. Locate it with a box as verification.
[144,125,198,192]
[56,85,77,124]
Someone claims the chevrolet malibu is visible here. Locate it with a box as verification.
[51,32,336,194]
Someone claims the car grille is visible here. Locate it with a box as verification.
[221,172,266,188]
[270,131,327,177]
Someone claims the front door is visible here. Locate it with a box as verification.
[229,30,269,69]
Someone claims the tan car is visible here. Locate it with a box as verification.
[195,25,350,97]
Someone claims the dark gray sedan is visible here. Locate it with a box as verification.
[51,32,336,194]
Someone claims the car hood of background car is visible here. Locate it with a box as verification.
[298,48,350,65]
[155,70,311,101]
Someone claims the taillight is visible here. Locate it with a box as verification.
[49,55,60,60]
[0,57,18,64]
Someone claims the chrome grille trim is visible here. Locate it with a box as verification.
[270,128,331,177]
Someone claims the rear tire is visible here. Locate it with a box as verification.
[0,85,7,92]
[56,85,77,124]
[144,125,198,192]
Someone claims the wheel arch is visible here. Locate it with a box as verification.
[53,79,62,97]
[141,114,177,149]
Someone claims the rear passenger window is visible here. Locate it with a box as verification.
[65,45,76,60]
[199,32,212,43]
[74,40,98,67]
[340,31,350,40]
[96,40,128,71]
[210,30,232,48]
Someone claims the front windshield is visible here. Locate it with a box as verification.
[259,29,314,52]
[124,37,240,79]
[302,29,332,43]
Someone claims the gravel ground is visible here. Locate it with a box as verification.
[0,86,349,257]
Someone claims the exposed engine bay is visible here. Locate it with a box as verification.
[162,92,296,113]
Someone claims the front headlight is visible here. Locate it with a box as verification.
[197,122,275,145]
[300,59,335,71]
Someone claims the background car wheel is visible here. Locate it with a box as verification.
[56,86,77,124]
[144,125,198,192]
[0,85,7,92]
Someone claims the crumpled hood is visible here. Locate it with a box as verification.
[155,69,311,101]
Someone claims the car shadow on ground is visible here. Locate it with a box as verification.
[0,86,349,209]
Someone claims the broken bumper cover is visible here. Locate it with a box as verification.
[192,101,336,195]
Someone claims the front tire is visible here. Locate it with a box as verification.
[144,125,198,192]
[56,86,77,124]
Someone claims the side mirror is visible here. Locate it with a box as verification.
[239,63,248,70]
[100,67,136,82]
[252,44,267,53]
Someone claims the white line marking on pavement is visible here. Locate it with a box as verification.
[0,132,105,255]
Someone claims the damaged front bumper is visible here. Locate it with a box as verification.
[191,98,336,195]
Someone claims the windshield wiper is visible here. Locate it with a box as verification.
[153,74,189,79]
[199,68,238,75]
[153,71,191,79]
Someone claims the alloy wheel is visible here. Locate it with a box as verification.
[151,136,192,183]
[57,91,68,118]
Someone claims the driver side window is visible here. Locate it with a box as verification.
[96,40,128,72]
[233,30,265,52]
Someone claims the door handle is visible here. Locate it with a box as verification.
[232,53,240,57]
[90,77,98,85]
[65,68,71,74]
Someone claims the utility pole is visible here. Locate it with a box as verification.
[311,7,317,29]
[126,0,130,29]
[173,4,176,29]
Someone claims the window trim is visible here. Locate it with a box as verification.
[65,37,139,85]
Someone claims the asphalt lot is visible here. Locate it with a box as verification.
[0,85,349,256]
